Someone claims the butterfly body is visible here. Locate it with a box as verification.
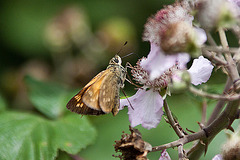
[66,55,127,116]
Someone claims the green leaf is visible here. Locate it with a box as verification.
[24,75,70,119]
[0,111,96,160]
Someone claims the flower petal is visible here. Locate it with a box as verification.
[188,56,214,85]
[140,43,181,81]
[212,154,223,160]
[194,27,207,46]
[177,53,190,69]
[159,150,171,160]
[120,88,164,130]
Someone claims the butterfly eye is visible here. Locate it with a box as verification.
[114,58,119,63]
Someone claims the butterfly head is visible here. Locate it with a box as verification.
[109,55,122,65]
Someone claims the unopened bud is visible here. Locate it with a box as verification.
[169,70,191,93]
[196,0,238,30]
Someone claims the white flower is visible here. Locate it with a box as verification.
[120,54,213,129]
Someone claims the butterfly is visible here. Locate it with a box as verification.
[66,55,127,116]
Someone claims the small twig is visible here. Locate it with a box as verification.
[164,117,170,123]
[201,100,207,125]
[197,122,205,130]
[201,49,227,65]
[203,46,240,54]
[178,144,184,160]
[186,128,195,134]
[219,28,239,81]
[219,28,229,49]
[206,32,217,46]
[174,118,188,135]
[189,86,240,101]
[207,78,232,125]
[163,100,185,138]
[151,130,206,152]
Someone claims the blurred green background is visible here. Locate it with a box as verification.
[0,0,237,160]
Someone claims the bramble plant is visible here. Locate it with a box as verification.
[115,0,240,159]
[1,0,240,160]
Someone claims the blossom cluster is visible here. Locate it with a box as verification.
[120,1,213,130]
[117,0,240,159]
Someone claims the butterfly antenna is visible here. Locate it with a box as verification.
[117,41,128,55]
[122,52,136,59]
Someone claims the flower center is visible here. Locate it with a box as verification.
[131,58,177,91]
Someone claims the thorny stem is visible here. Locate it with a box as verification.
[178,144,184,160]
[187,28,240,159]
[202,49,227,65]
[163,100,185,138]
[152,130,206,151]
[150,29,239,159]
[189,85,240,101]
[207,78,232,125]
[201,100,207,125]
[219,28,239,81]
[187,100,240,159]
[203,46,240,54]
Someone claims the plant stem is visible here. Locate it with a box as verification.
[206,32,217,46]
[207,78,232,125]
[187,100,240,159]
[152,130,206,151]
[187,28,240,159]
[201,100,207,125]
[163,100,185,138]
[189,86,240,101]
[178,144,184,160]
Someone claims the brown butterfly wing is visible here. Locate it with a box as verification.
[66,61,126,116]
[66,70,107,115]
[98,70,121,115]
[81,70,110,111]
[66,96,104,115]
